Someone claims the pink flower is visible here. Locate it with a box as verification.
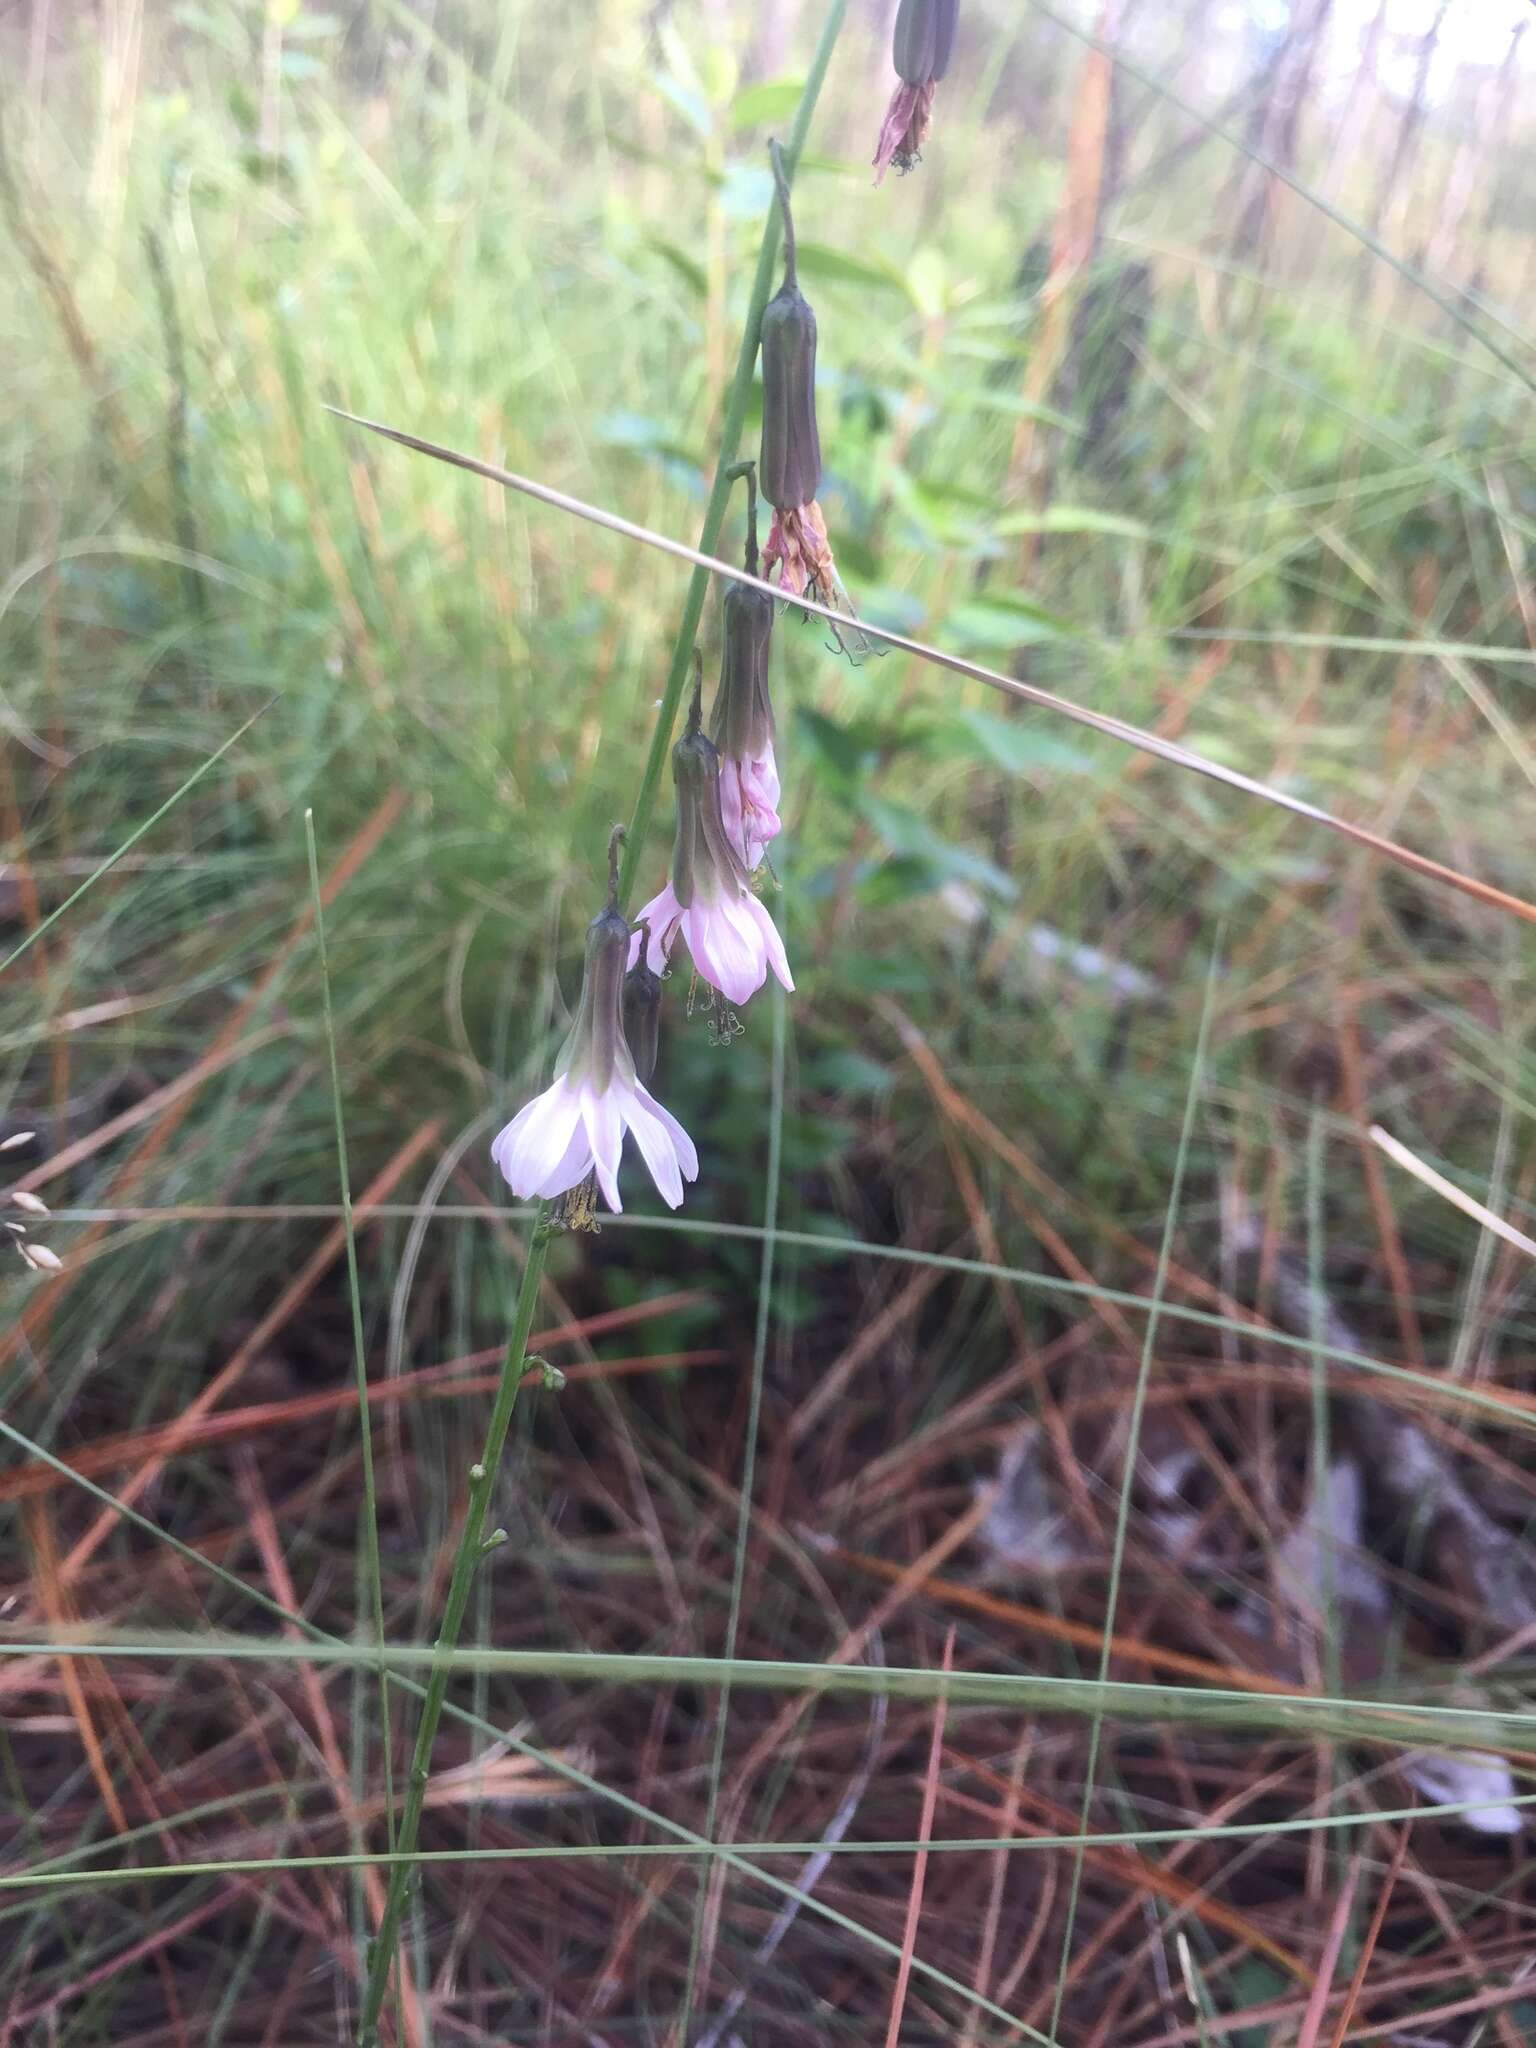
[491,1066,696,1214]
[630,875,793,1010]
[628,676,793,1015]
[711,569,781,871]
[491,865,697,1220]
[718,744,782,874]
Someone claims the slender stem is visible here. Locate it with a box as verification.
[356,1215,553,2046]
[726,459,759,575]
[767,138,797,291]
[677,973,790,2040]
[616,0,847,909]
[358,14,848,2035]
[305,810,396,1890]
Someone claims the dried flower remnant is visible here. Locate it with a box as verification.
[874,0,958,183]
[491,829,698,1228]
[630,670,793,1033]
[758,142,864,653]
[711,472,780,872]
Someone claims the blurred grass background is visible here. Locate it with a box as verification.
[4,0,1536,2041]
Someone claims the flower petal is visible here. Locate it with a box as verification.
[581,1081,625,1213]
[491,1079,586,1198]
[631,885,683,976]
[685,893,766,1006]
[634,1082,699,1184]
[743,892,794,992]
[623,1089,687,1209]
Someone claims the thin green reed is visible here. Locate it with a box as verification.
[1047,942,1222,2043]
[676,975,790,2040]
[355,8,849,2037]
[356,1214,554,2046]
[305,811,397,1895]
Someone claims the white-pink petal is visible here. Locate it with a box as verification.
[634,1082,699,1185]
[577,1089,626,1212]
[491,1079,589,1199]
[744,892,794,992]
[491,1070,700,1218]
[684,895,765,1006]
[624,1087,687,1209]
[630,884,683,975]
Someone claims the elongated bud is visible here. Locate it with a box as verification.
[670,661,750,907]
[759,141,821,514]
[670,669,719,908]
[622,946,663,1086]
[894,0,958,86]
[558,827,631,1095]
[711,580,775,765]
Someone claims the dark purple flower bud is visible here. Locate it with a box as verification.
[875,0,959,183]
[712,580,775,768]
[711,579,780,870]
[759,141,821,516]
[622,951,663,1087]
[558,836,634,1098]
[893,0,958,86]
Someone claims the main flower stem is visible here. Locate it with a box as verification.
[618,0,848,910]
[360,10,848,2036]
[356,1211,553,2046]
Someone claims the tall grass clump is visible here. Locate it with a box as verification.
[3,2,1536,2044]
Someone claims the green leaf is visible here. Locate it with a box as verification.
[793,241,908,295]
[729,78,806,130]
[644,234,706,298]
[992,506,1151,539]
[858,794,1018,901]
[941,596,1071,652]
[810,1049,894,1097]
[592,412,702,468]
[951,708,1097,778]
[795,707,876,782]
[956,385,1078,431]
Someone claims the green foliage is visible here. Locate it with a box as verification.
[5,0,1536,2038]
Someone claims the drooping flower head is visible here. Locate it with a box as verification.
[874,0,959,184]
[631,663,793,1039]
[758,141,864,655]
[710,466,780,872]
[492,827,698,1227]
